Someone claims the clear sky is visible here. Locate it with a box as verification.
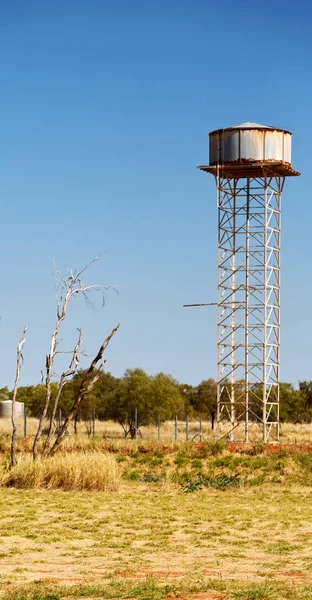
[0,0,311,389]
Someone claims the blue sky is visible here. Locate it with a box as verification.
[0,0,311,388]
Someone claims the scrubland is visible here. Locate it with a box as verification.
[0,421,312,599]
[1,416,312,443]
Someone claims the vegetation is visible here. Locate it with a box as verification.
[3,578,312,600]
[0,261,311,599]
[1,375,312,437]
[0,427,311,598]
[0,474,311,599]
[0,453,120,491]
[0,438,311,489]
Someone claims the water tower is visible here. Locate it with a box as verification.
[198,123,300,442]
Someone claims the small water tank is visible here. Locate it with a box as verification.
[209,122,292,167]
[0,401,24,418]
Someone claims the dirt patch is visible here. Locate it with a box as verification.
[165,597,224,600]
[140,569,184,578]
[192,594,225,600]
[38,576,84,582]
[116,572,143,579]
[164,597,188,600]
[276,571,308,579]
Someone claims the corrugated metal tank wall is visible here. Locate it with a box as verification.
[209,124,292,166]
[0,401,24,418]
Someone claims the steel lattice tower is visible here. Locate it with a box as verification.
[198,123,300,442]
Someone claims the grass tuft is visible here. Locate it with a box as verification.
[0,452,120,491]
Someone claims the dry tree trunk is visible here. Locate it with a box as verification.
[32,288,71,460]
[32,260,115,460]
[11,326,28,467]
[48,323,119,457]
[33,346,57,458]
[41,329,82,458]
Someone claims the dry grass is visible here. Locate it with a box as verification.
[0,452,120,491]
[0,484,312,599]
[1,417,312,444]
[0,432,311,598]
[280,422,312,443]
[0,416,216,441]
[0,438,312,491]
[3,576,312,600]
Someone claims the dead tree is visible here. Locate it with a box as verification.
[33,260,116,460]
[41,329,82,458]
[11,326,28,467]
[48,323,120,456]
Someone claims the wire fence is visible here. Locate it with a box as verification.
[1,413,311,444]
[0,409,216,443]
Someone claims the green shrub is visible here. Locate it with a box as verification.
[141,472,161,483]
[182,473,241,492]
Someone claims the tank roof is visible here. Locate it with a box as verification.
[210,122,291,135]
[231,122,274,129]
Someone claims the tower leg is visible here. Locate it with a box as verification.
[216,172,283,442]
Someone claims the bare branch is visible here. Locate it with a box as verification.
[74,256,100,281]
[48,323,120,456]
[11,326,28,467]
[33,259,118,460]
[42,329,83,457]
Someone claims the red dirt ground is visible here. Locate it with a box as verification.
[193,442,312,454]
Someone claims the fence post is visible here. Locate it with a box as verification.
[175,415,178,441]
[125,412,128,437]
[186,415,189,441]
[92,408,95,437]
[199,416,202,441]
[134,407,138,440]
[158,414,160,441]
[24,405,27,438]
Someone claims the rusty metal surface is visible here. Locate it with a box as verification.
[239,129,264,160]
[209,125,293,167]
[283,132,292,163]
[198,162,301,178]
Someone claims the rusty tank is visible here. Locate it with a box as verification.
[209,122,292,167]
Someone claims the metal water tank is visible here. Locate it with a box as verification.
[209,122,292,166]
[0,400,24,418]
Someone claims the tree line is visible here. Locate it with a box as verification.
[1,372,312,438]
[3,259,312,462]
